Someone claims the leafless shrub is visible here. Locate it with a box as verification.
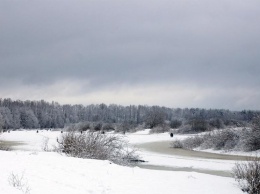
[238,129,260,152]
[56,131,139,166]
[189,119,209,133]
[182,136,204,149]
[209,118,225,129]
[235,116,260,151]
[133,124,146,132]
[171,140,183,148]
[171,136,204,150]
[149,124,170,133]
[75,122,91,132]
[102,123,115,131]
[115,122,138,133]
[232,157,260,194]
[93,122,103,131]
[8,172,31,194]
[41,137,50,151]
[172,129,240,151]
[200,130,239,150]
[176,124,193,134]
[66,124,78,132]
[170,119,182,129]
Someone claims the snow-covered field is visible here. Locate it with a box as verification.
[0,130,243,194]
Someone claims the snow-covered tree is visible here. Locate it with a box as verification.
[0,107,13,129]
[145,106,166,128]
[0,112,4,130]
[20,108,39,129]
[12,108,21,129]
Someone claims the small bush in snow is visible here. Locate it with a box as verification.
[189,119,209,133]
[41,137,50,151]
[174,119,260,152]
[57,131,139,166]
[102,123,115,131]
[8,172,30,194]
[201,130,239,150]
[173,129,241,151]
[171,136,204,150]
[182,136,204,149]
[238,128,260,152]
[177,124,189,134]
[93,122,103,131]
[115,121,137,133]
[176,124,193,134]
[232,157,260,194]
[171,140,183,148]
[149,124,170,133]
[209,118,224,129]
[77,122,91,131]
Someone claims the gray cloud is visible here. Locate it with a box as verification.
[0,0,260,110]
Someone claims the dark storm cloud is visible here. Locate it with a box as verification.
[0,0,260,109]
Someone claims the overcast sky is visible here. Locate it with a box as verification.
[0,0,260,110]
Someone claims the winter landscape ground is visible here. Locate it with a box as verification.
[1,1,260,193]
[0,129,253,194]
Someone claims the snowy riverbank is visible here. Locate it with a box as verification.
[0,129,244,194]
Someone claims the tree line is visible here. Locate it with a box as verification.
[0,98,259,130]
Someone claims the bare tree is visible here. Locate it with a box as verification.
[145,106,166,129]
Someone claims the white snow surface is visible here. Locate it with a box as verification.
[0,129,243,194]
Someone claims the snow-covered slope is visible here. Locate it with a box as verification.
[0,151,241,194]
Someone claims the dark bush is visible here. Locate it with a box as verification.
[209,118,224,129]
[170,119,182,129]
[149,124,170,133]
[102,123,115,131]
[94,122,103,131]
[239,129,260,151]
[79,122,91,131]
[224,119,246,127]
[190,119,209,132]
